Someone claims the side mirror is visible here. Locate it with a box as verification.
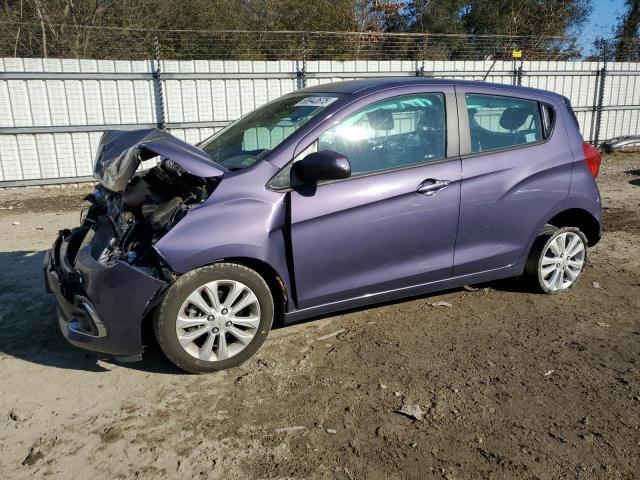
[291,150,351,184]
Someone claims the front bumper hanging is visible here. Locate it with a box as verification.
[44,228,167,357]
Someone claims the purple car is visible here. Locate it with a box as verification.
[44,79,603,373]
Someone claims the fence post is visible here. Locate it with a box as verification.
[152,32,166,130]
[296,32,307,89]
[592,43,608,146]
[510,47,524,86]
[416,36,427,77]
[516,61,523,86]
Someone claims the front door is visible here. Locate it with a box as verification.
[290,89,462,309]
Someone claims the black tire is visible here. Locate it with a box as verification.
[525,225,588,294]
[153,263,274,373]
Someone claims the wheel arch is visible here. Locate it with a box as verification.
[515,203,601,277]
[222,257,288,323]
[546,208,601,246]
[140,256,289,348]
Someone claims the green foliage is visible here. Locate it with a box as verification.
[0,0,596,59]
[0,0,358,31]
[408,0,591,37]
[1,0,591,35]
[614,0,640,60]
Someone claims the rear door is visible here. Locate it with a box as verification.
[289,87,462,309]
[453,87,573,276]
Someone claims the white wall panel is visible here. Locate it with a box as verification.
[35,134,59,179]
[0,135,21,180]
[1,56,639,183]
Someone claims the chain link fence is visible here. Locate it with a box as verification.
[0,23,638,186]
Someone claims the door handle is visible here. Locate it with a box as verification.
[417,179,450,196]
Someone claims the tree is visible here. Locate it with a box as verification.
[0,0,593,59]
[0,0,360,58]
[614,0,640,60]
[406,0,466,34]
[356,0,409,32]
[407,0,590,37]
[404,0,589,59]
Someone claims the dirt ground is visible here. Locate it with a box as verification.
[0,154,639,480]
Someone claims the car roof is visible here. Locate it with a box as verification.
[299,77,563,101]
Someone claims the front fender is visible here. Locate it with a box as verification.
[153,194,291,294]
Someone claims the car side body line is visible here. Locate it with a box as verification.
[283,262,522,324]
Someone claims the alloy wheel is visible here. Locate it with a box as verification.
[539,231,586,292]
[176,280,261,361]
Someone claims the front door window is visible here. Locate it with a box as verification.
[317,93,446,176]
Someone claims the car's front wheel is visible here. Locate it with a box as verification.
[154,263,274,373]
[526,225,588,294]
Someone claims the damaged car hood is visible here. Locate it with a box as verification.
[94,128,225,192]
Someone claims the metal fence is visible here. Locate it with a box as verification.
[0,25,638,186]
[1,22,586,61]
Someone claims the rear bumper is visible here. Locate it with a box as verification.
[44,228,167,356]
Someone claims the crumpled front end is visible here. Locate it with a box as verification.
[44,227,167,356]
[45,128,226,357]
[94,128,224,192]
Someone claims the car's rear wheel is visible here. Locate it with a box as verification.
[154,263,273,373]
[526,225,588,294]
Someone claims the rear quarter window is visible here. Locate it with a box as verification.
[466,93,545,154]
[540,104,555,138]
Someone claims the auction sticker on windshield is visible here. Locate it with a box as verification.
[294,96,338,108]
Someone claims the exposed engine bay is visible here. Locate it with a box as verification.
[81,159,219,279]
[63,128,227,281]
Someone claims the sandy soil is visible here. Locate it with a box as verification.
[0,154,639,480]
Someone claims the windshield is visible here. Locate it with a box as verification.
[199,94,341,170]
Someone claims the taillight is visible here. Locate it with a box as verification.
[582,143,602,178]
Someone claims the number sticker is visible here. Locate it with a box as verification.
[294,96,338,108]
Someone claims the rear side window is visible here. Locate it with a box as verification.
[466,94,544,154]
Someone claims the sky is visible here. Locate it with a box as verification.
[581,0,627,52]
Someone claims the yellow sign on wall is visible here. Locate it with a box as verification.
[512,50,522,58]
